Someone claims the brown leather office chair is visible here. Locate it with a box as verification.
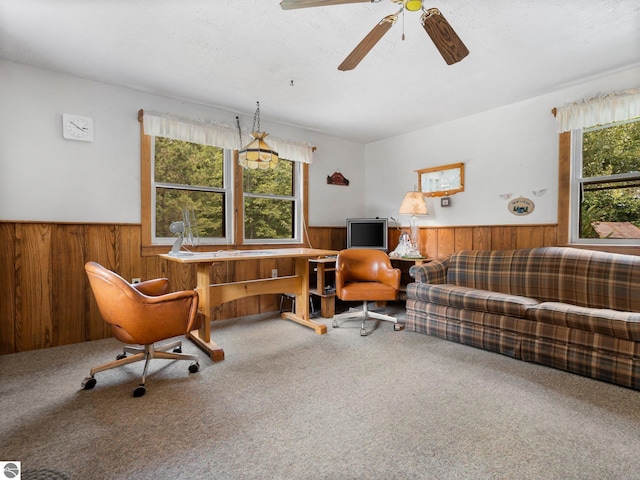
[83,261,202,397]
[333,249,402,336]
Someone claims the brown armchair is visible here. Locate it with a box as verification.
[333,249,402,336]
[82,261,202,397]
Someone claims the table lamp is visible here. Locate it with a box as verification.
[398,191,428,256]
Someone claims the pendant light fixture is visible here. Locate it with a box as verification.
[237,101,279,170]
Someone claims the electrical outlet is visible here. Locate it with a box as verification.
[271,269,278,278]
[131,277,141,284]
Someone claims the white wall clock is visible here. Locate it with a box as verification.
[62,114,94,141]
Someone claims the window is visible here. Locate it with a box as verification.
[570,118,640,243]
[139,110,310,251]
[152,137,232,244]
[242,158,302,243]
[556,89,640,252]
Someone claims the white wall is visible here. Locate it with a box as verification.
[365,65,640,228]
[2,59,639,230]
[0,60,366,226]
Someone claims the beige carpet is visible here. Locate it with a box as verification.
[1,307,639,480]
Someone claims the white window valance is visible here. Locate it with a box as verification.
[554,88,640,133]
[141,110,313,164]
[267,137,314,164]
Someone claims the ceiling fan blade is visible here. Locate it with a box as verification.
[420,8,469,65]
[280,0,377,10]
[338,14,397,71]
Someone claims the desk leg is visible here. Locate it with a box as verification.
[280,257,327,335]
[188,263,225,362]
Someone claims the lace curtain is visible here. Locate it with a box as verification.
[142,110,314,164]
[554,88,640,133]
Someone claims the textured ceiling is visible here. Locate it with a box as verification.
[0,0,639,143]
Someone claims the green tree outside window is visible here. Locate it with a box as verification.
[579,119,640,239]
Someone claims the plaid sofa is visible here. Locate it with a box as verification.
[405,247,640,390]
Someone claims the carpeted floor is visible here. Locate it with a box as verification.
[1,307,639,480]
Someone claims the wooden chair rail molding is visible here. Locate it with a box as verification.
[0,219,606,355]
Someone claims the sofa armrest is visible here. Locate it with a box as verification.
[409,257,449,284]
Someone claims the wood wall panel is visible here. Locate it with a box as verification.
[1,221,562,355]
[437,229,456,258]
[454,227,474,252]
[308,226,345,251]
[515,226,542,249]
[52,224,86,346]
[472,227,491,250]
[0,223,16,354]
[392,223,559,258]
[491,226,517,251]
[16,224,53,351]
[86,226,121,340]
[425,229,439,259]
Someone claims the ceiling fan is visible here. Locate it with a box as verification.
[279,0,469,71]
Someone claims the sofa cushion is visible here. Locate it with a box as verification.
[446,247,640,311]
[407,283,539,318]
[526,302,640,341]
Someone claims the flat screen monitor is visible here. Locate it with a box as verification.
[346,218,388,251]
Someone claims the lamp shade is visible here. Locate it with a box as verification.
[399,191,428,215]
[238,132,279,170]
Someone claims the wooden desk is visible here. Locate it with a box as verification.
[161,248,337,362]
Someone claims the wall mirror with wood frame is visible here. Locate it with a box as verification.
[417,162,465,197]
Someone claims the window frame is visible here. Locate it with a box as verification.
[241,155,303,245]
[569,120,640,246]
[140,122,309,255]
[150,136,234,246]
[558,126,640,255]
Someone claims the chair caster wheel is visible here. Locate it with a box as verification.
[394,323,402,331]
[81,377,97,390]
[116,353,127,360]
[173,347,182,353]
[360,328,367,336]
[332,320,339,328]
[189,362,199,374]
[133,385,146,397]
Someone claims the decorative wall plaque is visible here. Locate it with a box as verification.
[508,196,535,216]
[327,171,349,186]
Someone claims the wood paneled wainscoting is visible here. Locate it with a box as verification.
[0,221,557,355]
[390,223,559,259]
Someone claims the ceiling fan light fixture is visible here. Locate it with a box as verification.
[404,0,422,12]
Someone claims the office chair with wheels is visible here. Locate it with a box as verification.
[332,249,401,336]
[83,261,202,397]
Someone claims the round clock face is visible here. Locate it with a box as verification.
[62,114,94,141]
